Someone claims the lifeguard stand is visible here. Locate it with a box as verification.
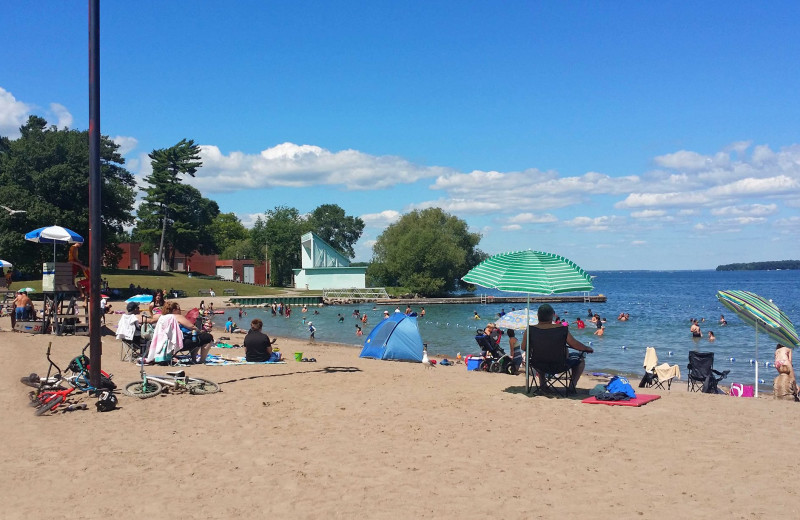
[40,262,88,335]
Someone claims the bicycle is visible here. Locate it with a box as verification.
[21,342,77,416]
[123,357,220,399]
[64,342,116,394]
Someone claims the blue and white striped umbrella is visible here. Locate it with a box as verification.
[24,225,84,265]
[24,226,84,245]
[0,259,12,274]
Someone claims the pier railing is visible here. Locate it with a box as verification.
[323,287,390,303]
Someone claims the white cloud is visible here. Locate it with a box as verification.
[631,240,647,245]
[654,150,711,170]
[408,198,504,214]
[630,209,666,219]
[710,203,777,217]
[707,175,799,197]
[616,191,711,209]
[360,210,401,227]
[48,103,73,128]
[112,135,139,156]
[236,212,265,228]
[502,224,522,231]
[0,87,31,138]
[195,143,452,192]
[507,212,559,224]
[564,215,626,232]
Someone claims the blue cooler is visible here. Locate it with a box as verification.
[466,357,481,371]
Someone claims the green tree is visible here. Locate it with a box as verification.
[251,206,305,287]
[368,208,483,296]
[209,212,249,255]
[141,139,202,270]
[307,204,365,258]
[0,116,136,273]
[134,183,219,269]
[221,238,257,261]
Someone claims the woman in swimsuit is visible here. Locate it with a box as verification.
[774,344,798,399]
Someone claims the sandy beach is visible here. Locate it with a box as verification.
[2,296,799,519]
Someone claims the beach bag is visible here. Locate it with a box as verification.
[606,376,636,399]
[141,322,154,341]
[729,383,754,398]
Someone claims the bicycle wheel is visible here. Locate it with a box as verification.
[123,380,163,399]
[34,395,63,416]
[187,377,220,395]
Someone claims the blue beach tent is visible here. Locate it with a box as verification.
[359,313,424,362]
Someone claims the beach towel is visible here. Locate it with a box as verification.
[202,354,286,366]
[144,314,183,364]
[655,362,680,382]
[643,347,658,372]
[582,394,661,407]
[115,314,138,341]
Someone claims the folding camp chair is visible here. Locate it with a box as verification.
[527,326,579,396]
[687,351,729,393]
[639,347,680,390]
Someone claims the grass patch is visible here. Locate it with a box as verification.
[14,270,301,299]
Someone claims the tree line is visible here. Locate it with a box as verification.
[1,117,485,295]
[716,260,800,271]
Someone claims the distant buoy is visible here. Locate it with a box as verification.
[728,357,735,362]
[668,351,673,356]
[758,379,766,384]
[764,361,771,367]
[620,345,627,350]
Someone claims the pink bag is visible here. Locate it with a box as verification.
[729,383,754,397]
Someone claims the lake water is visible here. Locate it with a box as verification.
[211,270,800,388]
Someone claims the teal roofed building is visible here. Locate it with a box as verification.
[293,232,366,290]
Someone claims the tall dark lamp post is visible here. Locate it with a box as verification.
[88,0,102,387]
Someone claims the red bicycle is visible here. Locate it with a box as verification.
[21,343,78,416]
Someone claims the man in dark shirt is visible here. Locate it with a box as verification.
[244,318,280,362]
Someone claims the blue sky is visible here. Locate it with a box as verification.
[3,1,800,270]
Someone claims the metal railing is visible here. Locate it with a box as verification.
[322,287,389,302]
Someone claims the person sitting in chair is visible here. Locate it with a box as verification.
[154,301,213,364]
[244,318,280,362]
[522,303,593,391]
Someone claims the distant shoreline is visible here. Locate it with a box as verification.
[716,260,800,271]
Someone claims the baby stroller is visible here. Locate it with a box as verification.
[474,331,514,374]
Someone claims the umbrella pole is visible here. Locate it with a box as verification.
[525,293,531,393]
[754,324,759,398]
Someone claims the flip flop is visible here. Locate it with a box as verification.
[301,358,308,362]
[309,358,317,362]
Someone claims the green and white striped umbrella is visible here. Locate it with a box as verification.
[717,289,799,398]
[462,250,594,294]
[717,290,799,347]
[462,250,593,393]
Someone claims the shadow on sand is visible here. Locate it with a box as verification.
[216,366,361,386]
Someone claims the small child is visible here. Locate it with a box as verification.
[355,324,362,336]
[308,321,316,342]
